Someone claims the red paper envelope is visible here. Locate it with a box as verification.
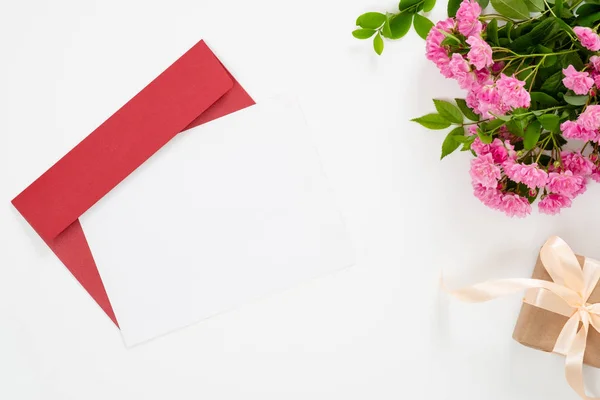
[11,40,254,326]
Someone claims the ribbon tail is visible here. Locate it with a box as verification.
[444,278,580,305]
[555,313,581,356]
[564,317,599,400]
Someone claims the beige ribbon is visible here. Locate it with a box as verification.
[448,236,600,399]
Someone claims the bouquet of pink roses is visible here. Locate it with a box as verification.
[354,0,600,217]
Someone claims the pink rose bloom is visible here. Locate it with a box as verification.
[560,120,597,141]
[470,153,501,188]
[578,105,600,131]
[466,35,493,70]
[504,161,548,189]
[474,68,492,86]
[490,138,515,163]
[467,125,478,136]
[471,136,490,156]
[426,18,456,78]
[496,74,531,109]
[591,166,600,182]
[546,171,584,197]
[591,55,600,71]
[474,84,510,118]
[500,193,532,218]
[574,26,600,51]
[449,53,476,90]
[473,183,503,210]
[594,73,600,89]
[456,0,483,37]
[538,194,572,215]
[562,65,594,95]
[561,151,594,176]
[492,61,505,74]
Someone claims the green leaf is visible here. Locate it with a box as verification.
[537,114,560,132]
[411,113,451,129]
[540,71,564,95]
[478,0,490,7]
[577,3,600,17]
[524,120,542,150]
[423,0,436,12]
[530,91,559,105]
[509,18,559,52]
[491,113,511,121]
[441,127,465,159]
[448,0,462,17]
[576,11,600,27]
[561,51,584,70]
[433,99,463,124]
[524,0,544,11]
[356,12,387,29]
[477,131,493,144]
[563,94,589,106]
[506,119,524,137]
[455,98,479,121]
[373,33,384,55]
[483,118,506,131]
[382,17,393,38]
[486,19,499,45]
[399,0,422,11]
[554,0,563,18]
[490,0,530,19]
[413,14,434,39]
[440,36,461,46]
[352,29,377,39]
[389,13,413,39]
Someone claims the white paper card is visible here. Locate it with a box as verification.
[80,97,354,346]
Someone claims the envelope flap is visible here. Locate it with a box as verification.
[12,40,233,241]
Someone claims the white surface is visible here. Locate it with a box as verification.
[2,0,600,399]
[80,98,354,346]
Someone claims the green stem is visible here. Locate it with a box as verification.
[479,14,516,23]
[570,0,584,10]
[492,48,578,61]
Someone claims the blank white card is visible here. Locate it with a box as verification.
[80,97,355,346]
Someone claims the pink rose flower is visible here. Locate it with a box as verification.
[594,73,600,89]
[471,136,490,156]
[473,84,510,118]
[538,194,572,215]
[562,65,594,95]
[496,74,531,109]
[574,26,600,51]
[490,138,515,163]
[466,35,493,70]
[449,53,476,90]
[503,161,549,189]
[561,151,594,176]
[591,166,600,182]
[546,171,585,198]
[560,120,597,141]
[591,55,600,72]
[426,18,456,78]
[457,0,483,37]
[578,105,600,131]
[473,183,503,210]
[500,193,531,218]
[470,153,501,188]
[492,61,505,74]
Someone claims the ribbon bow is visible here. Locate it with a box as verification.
[449,236,600,399]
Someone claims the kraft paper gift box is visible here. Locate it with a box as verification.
[513,254,600,367]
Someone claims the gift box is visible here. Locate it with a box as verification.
[448,237,600,399]
[512,253,600,368]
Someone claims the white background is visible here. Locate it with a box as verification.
[3,0,600,399]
